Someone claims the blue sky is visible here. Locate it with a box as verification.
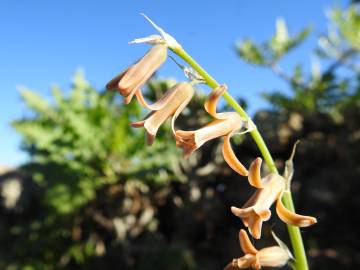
[0,0,346,166]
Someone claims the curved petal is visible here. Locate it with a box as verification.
[230,206,254,218]
[239,229,258,254]
[131,82,194,145]
[135,90,160,110]
[170,84,195,136]
[247,215,263,239]
[257,209,271,221]
[124,93,135,105]
[222,133,248,176]
[276,197,317,227]
[204,84,228,119]
[134,83,183,111]
[248,157,264,188]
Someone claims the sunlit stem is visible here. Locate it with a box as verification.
[171,46,309,270]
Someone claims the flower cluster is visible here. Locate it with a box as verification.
[106,45,249,175]
[107,41,317,269]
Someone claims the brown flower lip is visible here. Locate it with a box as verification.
[175,85,249,176]
[224,229,291,270]
[106,44,167,105]
[231,158,317,239]
[130,82,194,145]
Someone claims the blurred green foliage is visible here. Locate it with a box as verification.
[1,71,192,269]
[237,18,311,65]
[13,72,185,215]
[237,6,360,119]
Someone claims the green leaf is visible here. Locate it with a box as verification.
[331,7,360,49]
[237,39,266,65]
[19,88,54,116]
[270,18,311,59]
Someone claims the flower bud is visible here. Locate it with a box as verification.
[131,82,194,145]
[106,44,167,104]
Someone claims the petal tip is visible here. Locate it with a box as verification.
[105,83,114,91]
[146,132,155,145]
[301,216,317,227]
[255,157,262,164]
[276,198,318,227]
[248,157,264,188]
[130,121,145,128]
[230,206,239,215]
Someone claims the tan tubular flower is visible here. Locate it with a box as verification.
[175,85,248,176]
[231,158,317,239]
[130,82,194,145]
[106,44,167,105]
[224,229,291,270]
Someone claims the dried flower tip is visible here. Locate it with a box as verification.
[106,44,167,105]
[283,140,300,189]
[129,34,164,45]
[131,82,194,145]
[271,231,294,260]
[168,55,205,83]
[140,13,181,50]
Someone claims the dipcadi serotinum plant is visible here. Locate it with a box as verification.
[106,15,317,270]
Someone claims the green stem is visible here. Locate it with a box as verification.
[171,46,309,270]
[282,191,309,270]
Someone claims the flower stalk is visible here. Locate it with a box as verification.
[170,46,310,270]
